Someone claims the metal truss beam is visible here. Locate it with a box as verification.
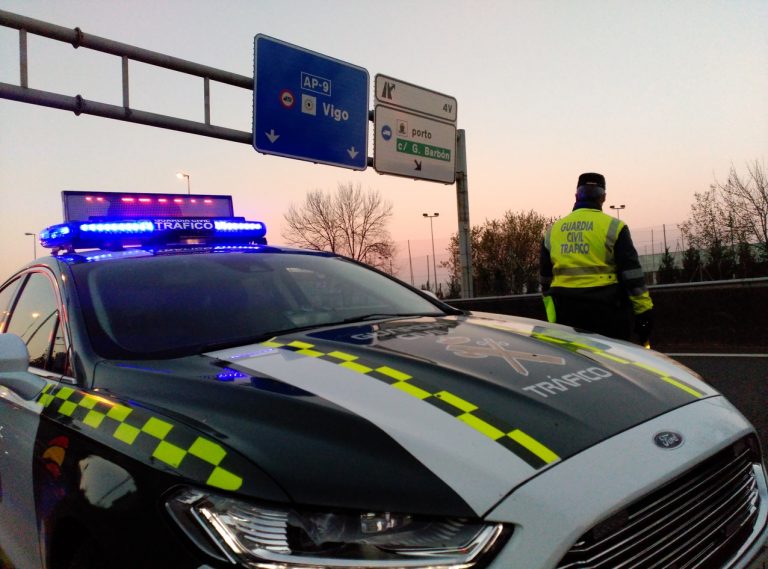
[0,9,252,143]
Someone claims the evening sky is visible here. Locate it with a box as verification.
[1,0,766,284]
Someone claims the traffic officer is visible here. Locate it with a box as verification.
[539,172,654,344]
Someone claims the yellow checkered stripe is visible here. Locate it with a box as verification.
[531,332,703,399]
[37,383,243,491]
[261,339,559,469]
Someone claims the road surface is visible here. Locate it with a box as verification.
[672,354,768,454]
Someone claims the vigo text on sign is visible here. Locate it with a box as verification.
[375,75,457,123]
[374,105,456,184]
[253,35,369,170]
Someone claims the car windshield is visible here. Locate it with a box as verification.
[70,251,447,358]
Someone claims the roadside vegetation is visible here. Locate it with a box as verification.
[443,160,768,297]
[282,162,766,298]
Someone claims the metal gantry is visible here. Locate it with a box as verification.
[0,9,475,298]
[0,9,252,143]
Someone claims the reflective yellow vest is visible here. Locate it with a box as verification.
[545,208,624,289]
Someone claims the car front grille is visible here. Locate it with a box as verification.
[557,436,764,569]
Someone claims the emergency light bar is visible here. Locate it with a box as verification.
[41,191,267,251]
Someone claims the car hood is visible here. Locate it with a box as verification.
[93,313,717,517]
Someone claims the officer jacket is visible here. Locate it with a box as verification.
[539,204,653,320]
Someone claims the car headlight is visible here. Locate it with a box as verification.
[166,488,506,568]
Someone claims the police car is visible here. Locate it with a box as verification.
[0,191,766,569]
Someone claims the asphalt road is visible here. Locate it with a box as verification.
[671,354,768,455]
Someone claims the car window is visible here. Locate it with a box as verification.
[49,318,69,374]
[0,277,22,333]
[5,272,65,372]
[71,252,444,358]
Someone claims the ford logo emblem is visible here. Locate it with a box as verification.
[654,431,684,449]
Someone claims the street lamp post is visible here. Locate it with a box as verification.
[176,171,191,195]
[24,232,37,260]
[422,213,439,293]
[609,204,626,219]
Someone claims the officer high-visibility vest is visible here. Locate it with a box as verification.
[544,208,624,289]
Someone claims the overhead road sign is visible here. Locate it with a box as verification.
[253,35,369,170]
[374,105,457,184]
[375,74,457,123]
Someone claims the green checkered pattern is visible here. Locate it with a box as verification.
[260,339,559,469]
[38,383,243,490]
[530,331,703,399]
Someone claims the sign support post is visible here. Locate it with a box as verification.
[456,129,473,298]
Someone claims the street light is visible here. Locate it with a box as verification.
[422,212,439,293]
[176,171,191,194]
[609,204,626,219]
[24,232,37,260]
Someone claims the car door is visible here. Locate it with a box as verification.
[0,270,68,569]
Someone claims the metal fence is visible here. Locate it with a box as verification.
[632,223,686,274]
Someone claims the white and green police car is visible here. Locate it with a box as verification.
[0,191,766,569]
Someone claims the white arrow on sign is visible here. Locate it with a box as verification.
[347,147,359,159]
[265,129,280,143]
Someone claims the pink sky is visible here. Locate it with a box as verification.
[1,1,766,286]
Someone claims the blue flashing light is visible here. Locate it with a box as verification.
[82,249,151,263]
[40,224,71,240]
[80,220,155,234]
[40,216,268,252]
[216,368,249,382]
[40,224,73,248]
[56,249,151,265]
[40,191,267,252]
[57,254,85,265]
[213,220,264,232]
[212,245,265,252]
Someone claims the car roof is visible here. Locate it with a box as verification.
[49,243,335,267]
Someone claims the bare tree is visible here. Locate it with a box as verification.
[679,161,768,279]
[282,182,396,271]
[679,186,736,280]
[717,160,768,261]
[282,190,339,252]
[679,185,730,252]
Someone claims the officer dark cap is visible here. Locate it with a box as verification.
[576,172,606,199]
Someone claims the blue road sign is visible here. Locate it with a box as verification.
[253,35,369,170]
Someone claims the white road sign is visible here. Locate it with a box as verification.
[374,105,457,184]
[375,75,457,123]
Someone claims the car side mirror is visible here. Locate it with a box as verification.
[0,333,46,400]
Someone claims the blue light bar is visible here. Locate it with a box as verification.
[40,217,267,251]
[213,220,264,232]
[80,221,155,234]
[42,190,267,252]
[39,224,72,246]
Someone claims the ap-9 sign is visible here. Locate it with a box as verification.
[253,35,369,171]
